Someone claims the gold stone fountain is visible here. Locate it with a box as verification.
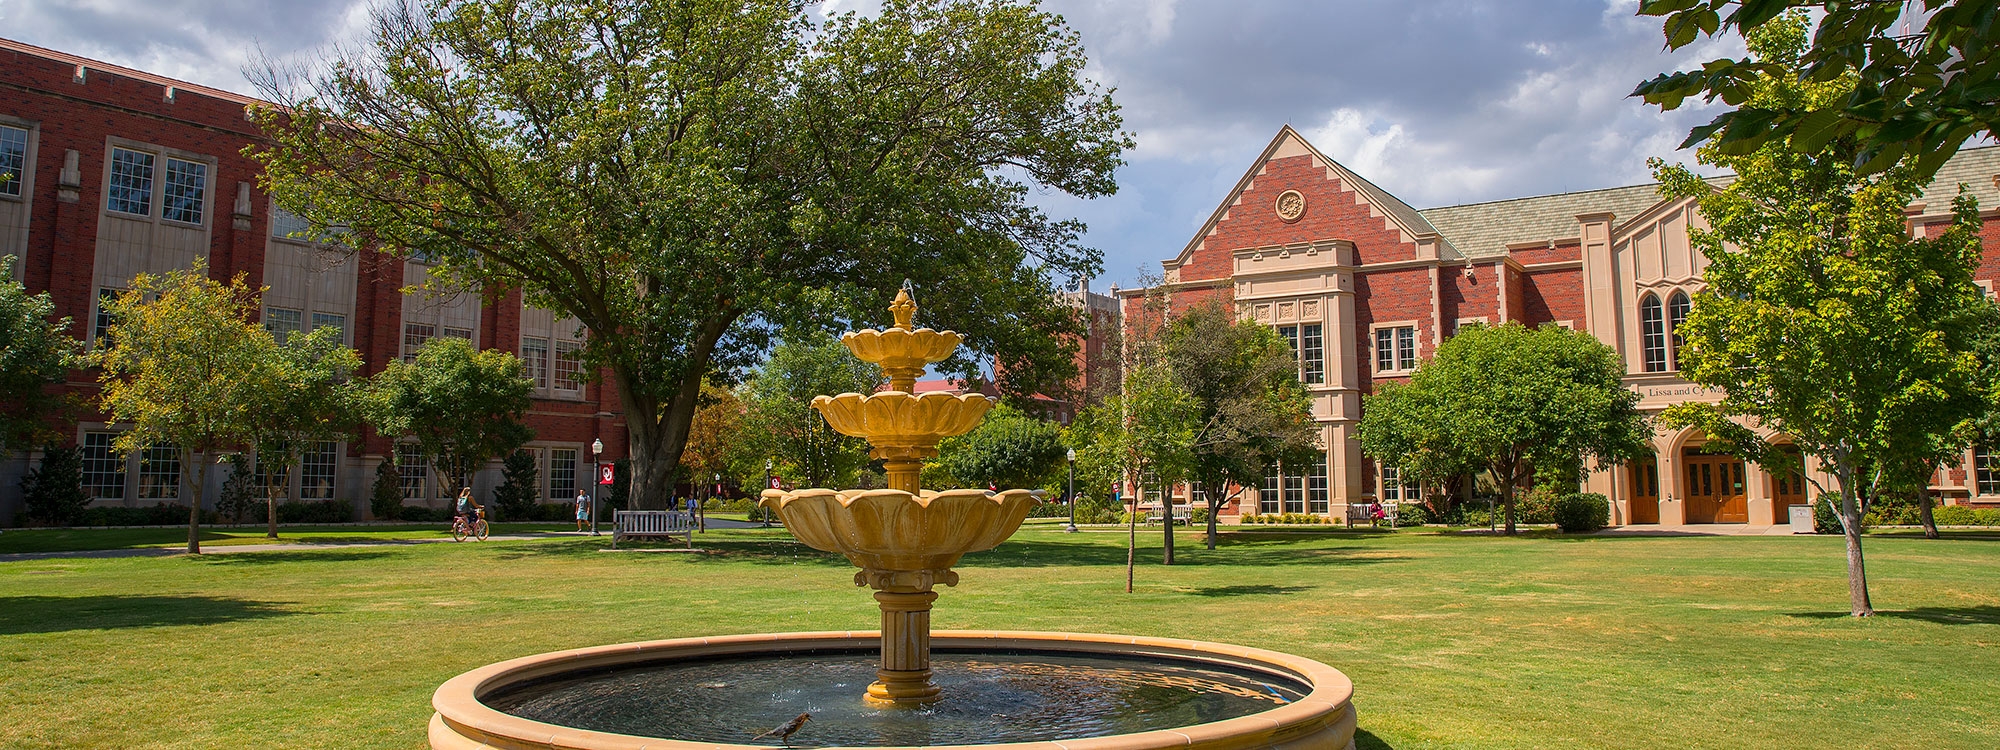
[760,288,1040,706]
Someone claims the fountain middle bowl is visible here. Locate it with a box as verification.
[429,631,1359,750]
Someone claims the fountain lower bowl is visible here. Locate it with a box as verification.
[430,631,1357,750]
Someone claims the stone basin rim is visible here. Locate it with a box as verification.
[430,630,1358,750]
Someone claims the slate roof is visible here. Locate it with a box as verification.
[1415,144,2000,259]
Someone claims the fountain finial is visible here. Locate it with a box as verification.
[890,283,917,331]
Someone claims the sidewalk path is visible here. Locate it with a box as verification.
[1,520,765,563]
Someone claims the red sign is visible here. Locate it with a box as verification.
[598,463,615,485]
[768,475,784,490]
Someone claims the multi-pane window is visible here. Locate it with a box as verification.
[0,124,26,197]
[554,340,584,391]
[1640,294,1668,372]
[549,448,579,502]
[161,157,206,224]
[402,323,435,362]
[1300,323,1325,385]
[1308,456,1329,514]
[1141,470,1163,505]
[441,326,473,341]
[1283,468,1306,514]
[138,445,180,500]
[521,337,551,389]
[94,288,124,345]
[265,307,303,343]
[106,147,155,216]
[1666,291,1691,370]
[1375,326,1418,373]
[1379,464,1420,503]
[396,443,429,500]
[82,432,126,499]
[1977,446,2000,496]
[300,441,338,500]
[311,312,346,344]
[1260,464,1281,514]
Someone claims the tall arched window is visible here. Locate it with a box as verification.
[1667,291,1691,371]
[1639,293,1667,372]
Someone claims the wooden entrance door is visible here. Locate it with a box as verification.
[1629,458,1660,524]
[1771,448,1807,522]
[1684,451,1749,523]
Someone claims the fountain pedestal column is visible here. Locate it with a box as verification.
[858,567,958,705]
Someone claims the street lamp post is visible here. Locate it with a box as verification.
[590,438,604,536]
[1065,448,1078,533]
[762,459,774,527]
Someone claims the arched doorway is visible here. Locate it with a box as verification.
[1771,445,1807,522]
[1682,446,1748,523]
[1628,456,1661,524]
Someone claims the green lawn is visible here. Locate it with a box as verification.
[0,523,582,554]
[1,526,1994,749]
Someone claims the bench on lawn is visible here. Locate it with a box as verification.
[611,510,694,549]
[1345,502,1380,529]
[1141,504,1194,526]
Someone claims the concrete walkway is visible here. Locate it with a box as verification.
[1595,524,1802,537]
[0,519,766,563]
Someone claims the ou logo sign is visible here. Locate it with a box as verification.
[598,463,615,485]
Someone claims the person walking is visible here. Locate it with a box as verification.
[575,489,590,532]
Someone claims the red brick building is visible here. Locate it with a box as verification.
[1122,125,2000,526]
[0,39,626,525]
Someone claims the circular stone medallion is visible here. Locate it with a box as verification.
[1276,189,1307,222]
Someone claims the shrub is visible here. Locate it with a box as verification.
[397,505,443,522]
[1393,502,1432,527]
[1553,493,1610,533]
[369,461,403,521]
[1811,494,1864,534]
[492,450,540,522]
[215,455,260,524]
[277,498,352,524]
[20,445,89,526]
[1931,505,2000,526]
[1512,486,1559,525]
[1240,512,1327,525]
[1189,506,1209,526]
[77,502,215,527]
[1028,499,1071,518]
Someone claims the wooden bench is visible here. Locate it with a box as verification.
[1345,502,1380,529]
[611,510,694,549]
[1142,504,1194,526]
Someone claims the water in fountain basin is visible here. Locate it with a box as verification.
[484,650,1310,747]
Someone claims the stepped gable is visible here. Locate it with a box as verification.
[1167,125,1447,281]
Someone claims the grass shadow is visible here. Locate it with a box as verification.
[1353,728,1395,750]
[1178,584,1314,597]
[0,595,295,634]
[190,549,402,565]
[1788,606,2000,625]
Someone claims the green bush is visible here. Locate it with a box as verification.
[277,498,352,524]
[1189,506,1209,526]
[20,445,89,526]
[1241,512,1328,525]
[1812,494,1863,534]
[77,502,214,527]
[1393,502,1432,527]
[1553,493,1610,533]
[215,455,259,524]
[492,450,540,521]
[1931,505,2000,526]
[396,505,444,522]
[369,461,403,521]
[1512,487,1559,525]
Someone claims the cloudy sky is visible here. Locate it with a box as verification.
[0,0,1736,289]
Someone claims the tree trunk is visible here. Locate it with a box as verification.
[1125,487,1136,593]
[266,494,278,539]
[185,451,208,555]
[1918,492,1939,539]
[1204,488,1220,551]
[1500,478,1517,535]
[1840,488,1872,616]
[1160,486,1175,565]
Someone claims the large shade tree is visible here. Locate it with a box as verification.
[365,336,535,503]
[0,255,80,452]
[1652,16,1995,617]
[1634,0,2000,178]
[250,0,1128,508]
[1357,323,1651,535]
[735,336,881,490]
[935,403,1067,491]
[246,326,366,538]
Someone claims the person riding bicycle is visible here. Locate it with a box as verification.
[454,487,483,527]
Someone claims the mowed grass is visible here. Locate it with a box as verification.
[1,524,1995,750]
[0,523,582,554]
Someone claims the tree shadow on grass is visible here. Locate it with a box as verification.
[1177,584,1314,597]
[0,595,295,634]
[189,549,401,565]
[1787,606,2000,625]
[492,532,1407,570]
[1353,728,1396,749]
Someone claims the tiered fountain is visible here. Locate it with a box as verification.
[428,290,1358,750]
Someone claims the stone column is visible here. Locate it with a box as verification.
[858,568,956,705]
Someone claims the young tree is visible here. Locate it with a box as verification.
[736,337,881,490]
[1154,303,1319,553]
[1652,18,1994,617]
[1635,1,2000,179]
[369,459,404,521]
[94,265,279,554]
[492,450,542,521]
[1358,323,1651,535]
[936,403,1067,491]
[246,326,364,538]
[0,256,81,451]
[684,383,744,498]
[365,337,534,503]
[251,0,1129,509]
[19,445,89,527]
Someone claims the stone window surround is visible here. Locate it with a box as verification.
[1369,319,1422,375]
[100,136,215,230]
[0,115,37,202]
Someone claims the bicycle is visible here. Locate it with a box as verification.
[451,507,490,542]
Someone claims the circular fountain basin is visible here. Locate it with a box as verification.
[431,631,1357,750]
